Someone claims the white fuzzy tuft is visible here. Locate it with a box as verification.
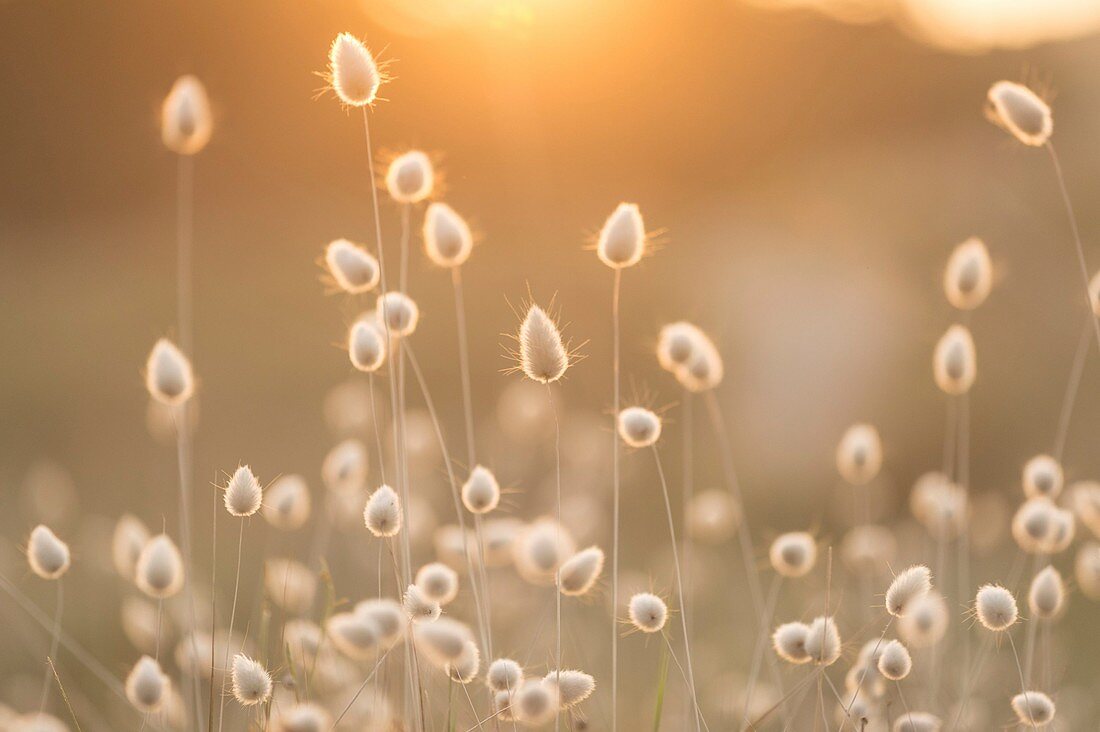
[364,484,402,537]
[628,592,668,633]
[772,622,811,664]
[804,616,841,666]
[1028,566,1066,619]
[386,151,434,204]
[885,565,932,617]
[461,465,501,514]
[325,239,379,294]
[944,237,992,310]
[975,583,1018,631]
[769,532,817,578]
[403,583,441,623]
[262,474,311,530]
[27,525,70,580]
[596,202,646,269]
[135,534,184,598]
[933,324,976,396]
[145,338,194,407]
[1011,690,1055,727]
[224,464,262,517]
[415,562,459,605]
[328,33,381,107]
[487,658,524,692]
[125,655,169,712]
[836,423,882,485]
[518,304,568,384]
[231,654,272,706]
[544,668,596,707]
[617,406,662,448]
[558,546,605,596]
[423,202,473,268]
[376,291,419,337]
[987,81,1052,146]
[161,75,212,155]
[876,640,912,681]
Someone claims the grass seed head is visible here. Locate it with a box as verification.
[877,640,912,681]
[325,239,380,294]
[805,616,841,666]
[975,583,1018,631]
[364,484,402,537]
[445,639,481,683]
[322,438,368,493]
[1023,454,1064,499]
[328,33,381,107]
[514,679,560,725]
[933,324,976,395]
[544,668,596,707]
[656,321,703,372]
[517,304,569,384]
[376,291,419,337]
[326,611,381,660]
[135,534,183,598]
[596,202,646,269]
[263,474,311,530]
[423,202,473,268]
[415,561,460,605]
[891,711,942,732]
[403,583,442,623]
[1028,565,1066,619]
[514,518,576,585]
[461,465,501,514]
[487,658,524,692]
[386,150,434,203]
[145,338,194,407]
[231,654,273,706]
[27,524,70,580]
[415,617,473,666]
[112,515,150,580]
[987,80,1052,146]
[161,75,212,155]
[944,237,992,310]
[355,598,405,646]
[224,464,262,517]
[836,423,883,486]
[271,702,333,732]
[1011,691,1055,727]
[125,655,169,712]
[886,565,933,617]
[840,524,897,575]
[1077,542,1100,599]
[628,592,668,633]
[769,532,817,578]
[617,406,662,447]
[898,592,949,648]
[558,546,605,596]
[264,558,317,615]
[772,622,811,664]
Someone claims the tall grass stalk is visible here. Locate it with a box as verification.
[37,581,63,714]
[547,384,564,732]
[741,574,783,729]
[610,268,622,732]
[172,409,203,728]
[216,521,246,732]
[652,640,670,732]
[1053,314,1092,461]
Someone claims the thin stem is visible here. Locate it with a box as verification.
[216,521,246,732]
[951,633,992,729]
[368,373,387,485]
[173,409,203,729]
[660,633,710,732]
[1046,141,1100,355]
[742,574,783,728]
[1007,633,1038,729]
[460,681,487,730]
[1053,313,1092,462]
[329,644,396,729]
[547,384,563,732]
[894,681,913,732]
[843,619,892,716]
[38,580,63,713]
[650,446,702,732]
[400,202,411,292]
[610,267,622,732]
[681,389,694,637]
[208,475,218,732]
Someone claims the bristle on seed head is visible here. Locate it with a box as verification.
[328,33,381,107]
[325,239,379,294]
[423,202,473,268]
[987,80,1052,146]
[517,304,569,384]
[27,525,70,580]
[224,464,262,517]
[596,202,646,269]
[145,339,194,407]
[386,150,434,204]
[162,75,212,155]
[617,406,662,448]
[231,654,272,706]
[885,565,932,617]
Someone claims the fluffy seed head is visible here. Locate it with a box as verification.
[933,325,976,395]
[145,339,194,406]
[161,75,212,155]
[514,519,576,585]
[769,532,817,578]
[446,640,481,683]
[461,465,501,514]
[1028,566,1066,619]
[325,240,379,294]
[628,592,668,633]
[1011,691,1055,727]
[326,612,381,660]
[910,472,968,540]
[423,202,473,268]
[944,237,992,310]
[514,680,560,725]
[376,291,419,337]
[617,406,662,448]
[975,583,1018,631]
[656,321,703,372]
[885,565,932,617]
[135,534,184,598]
[416,562,459,605]
[545,669,596,707]
[386,151,434,203]
[517,304,569,384]
[27,525,70,580]
[487,658,524,692]
[840,524,896,574]
[355,598,405,646]
[772,622,811,664]
[836,423,882,485]
[1023,454,1063,499]
[677,330,723,392]
[263,474,311,530]
[805,616,841,665]
[558,546,605,596]
[1071,480,1100,538]
[112,514,151,579]
[231,654,272,706]
[687,489,741,544]
[328,33,381,107]
[322,438,368,493]
[898,592,949,648]
[596,202,645,269]
[403,583,441,623]
[877,640,912,681]
[224,464,262,517]
[271,703,333,732]
[125,655,169,712]
[987,81,1052,146]
[1076,542,1100,599]
[892,712,942,732]
[1012,497,1072,554]
[416,617,474,666]
[364,484,402,537]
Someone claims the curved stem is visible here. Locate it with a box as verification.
[742,574,782,728]
[1053,313,1092,462]
[216,521,245,732]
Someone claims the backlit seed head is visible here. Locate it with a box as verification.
[487,658,524,692]
[514,519,576,585]
[263,474,311,530]
[264,558,317,615]
[686,489,741,544]
[1011,691,1055,727]
[876,640,911,681]
[1077,542,1100,599]
[898,592,949,649]
[364,485,402,537]
[836,423,882,485]
[355,598,405,646]
[325,240,379,294]
[933,325,976,395]
[482,517,523,567]
[987,81,1052,147]
[1029,566,1066,619]
[628,592,667,633]
[944,237,992,310]
[231,654,272,706]
[326,612,381,660]
[27,525,70,580]
[446,640,481,684]
[596,202,646,269]
[558,546,605,596]
[224,464,262,517]
[161,75,212,155]
[112,514,151,580]
[769,532,817,578]
[423,202,473,268]
[493,691,516,722]
[514,680,560,725]
[892,711,942,732]
[544,669,596,707]
[885,565,933,617]
[416,562,459,605]
[376,291,419,337]
[403,583,441,623]
[1012,496,1068,554]
[840,524,896,575]
[805,616,841,666]
[386,151,434,204]
[125,655,169,712]
[327,33,381,107]
[461,465,501,514]
[656,321,703,372]
[677,331,723,392]
[135,534,184,598]
[322,438,368,493]
[517,304,569,384]
[910,473,968,540]
[271,703,333,732]
[975,583,1018,631]
[1023,454,1063,499]
[145,338,194,406]
[121,597,163,653]
[416,617,473,666]
[772,622,811,664]
[1072,481,1100,538]
[617,406,662,447]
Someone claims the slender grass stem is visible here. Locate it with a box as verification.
[216,521,246,732]
[611,267,622,732]
[37,580,63,713]
[652,640,669,732]
[173,409,203,729]
[1007,632,1039,729]
[1053,313,1092,462]
[742,574,782,728]
[660,633,710,732]
[546,384,564,732]
[329,643,396,729]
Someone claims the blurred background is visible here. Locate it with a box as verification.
[4,0,1100,727]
